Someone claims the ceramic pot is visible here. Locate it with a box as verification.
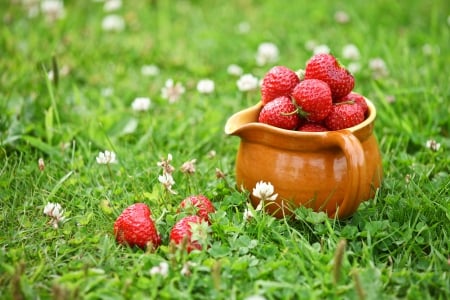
[224,99,382,219]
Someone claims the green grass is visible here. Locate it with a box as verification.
[1,0,449,299]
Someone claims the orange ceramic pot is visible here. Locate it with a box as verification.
[224,99,382,219]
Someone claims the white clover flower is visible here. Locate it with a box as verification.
[313,44,331,55]
[347,62,361,74]
[181,262,196,276]
[96,150,118,164]
[342,44,360,60]
[101,14,125,32]
[227,64,243,76]
[101,87,114,97]
[422,44,434,56]
[196,79,215,94]
[43,202,65,228]
[131,97,151,112]
[157,153,175,175]
[38,158,45,171]
[180,159,197,174]
[103,0,122,12]
[161,79,185,103]
[252,181,278,202]
[334,11,350,24]
[305,40,318,51]
[158,173,177,194]
[256,42,279,66]
[243,208,253,221]
[237,21,251,34]
[425,139,441,152]
[244,295,267,300]
[149,262,169,277]
[40,0,65,22]
[141,64,160,76]
[369,58,389,79]
[236,74,259,92]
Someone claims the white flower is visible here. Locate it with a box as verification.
[313,44,331,55]
[245,295,267,300]
[141,64,160,76]
[40,0,65,22]
[181,262,196,276]
[157,153,175,175]
[158,173,177,194]
[347,62,361,74]
[196,79,215,94]
[131,97,151,112]
[236,74,259,92]
[425,139,441,152]
[256,42,279,66]
[103,0,122,12]
[237,21,251,34]
[422,44,434,56]
[334,11,350,24]
[101,14,125,32]
[342,44,360,60]
[43,202,65,228]
[305,40,318,51]
[38,158,45,171]
[180,159,197,174]
[227,64,243,76]
[96,150,118,164]
[149,262,169,277]
[252,181,278,202]
[243,208,253,221]
[161,79,185,103]
[369,58,389,79]
[101,87,114,97]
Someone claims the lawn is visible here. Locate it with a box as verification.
[1,0,449,299]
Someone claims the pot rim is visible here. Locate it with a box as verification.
[225,98,376,137]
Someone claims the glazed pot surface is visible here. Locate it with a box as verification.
[225,99,382,219]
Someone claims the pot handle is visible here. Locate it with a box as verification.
[326,130,366,218]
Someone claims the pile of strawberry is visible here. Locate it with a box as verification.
[113,195,215,252]
[258,53,368,131]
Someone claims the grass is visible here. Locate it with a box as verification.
[1,0,449,299]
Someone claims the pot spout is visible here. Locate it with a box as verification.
[224,102,263,136]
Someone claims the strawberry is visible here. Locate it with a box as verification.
[169,215,210,253]
[261,66,300,104]
[335,91,368,116]
[298,122,328,132]
[304,53,355,100]
[258,96,301,130]
[291,79,333,122]
[178,194,215,223]
[324,102,365,130]
[114,203,161,250]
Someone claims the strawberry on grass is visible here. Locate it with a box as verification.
[178,194,215,223]
[114,203,161,250]
[169,215,211,253]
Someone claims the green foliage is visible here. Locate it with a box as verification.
[1,0,449,299]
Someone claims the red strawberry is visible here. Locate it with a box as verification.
[169,215,210,253]
[324,102,365,130]
[261,66,300,104]
[304,53,355,100]
[298,122,328,132]
[178,195,215,223]
[291,79,333,122]
[114,203,161,250]
[336,92,368,115]
[258,96,300,130]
